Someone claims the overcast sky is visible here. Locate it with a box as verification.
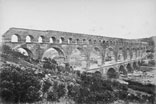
[0,0,156,41]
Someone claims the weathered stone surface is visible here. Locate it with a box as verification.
[2,27,149,78]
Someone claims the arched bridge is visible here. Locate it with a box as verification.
[2,28,149,78]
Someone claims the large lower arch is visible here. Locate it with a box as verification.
[119,65,127,75]
[132,49,137,59]
[89,47,102,69]
[69,47,87,70]
[42,47,65,65]
[138,60,142,66]
[133,61,139,70]
[107,68,118,78]
[14,47,33,58]
[117,48,124,62]
[105,47,115,63]
[126,48,131,60]
[126,63,133,73]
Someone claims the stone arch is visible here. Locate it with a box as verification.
[137,49,141,58]
[94,40,96,44]
[119,65,127,75]
[89,39,92,44]
[38,36,44,43]
[26,35,33,43]
[126,63,133,73]
[105,47,115,63]
[94,71,102,76]
[110,41,113,45]
[133,61,138,70]
[132,48,137,59]
[59,37,65,43]
[89,47,102,69]
[117,48,124,62]
[50,37,56,43]
[126,48,131,60]
[99,40,101,43]
[103,40,105,44]
[42,47,65,65]
[107,68,118,78]
[69,47,87,70]
[15,47,33,57]
[11,34,21,42]
[138,60,142,66]
[83,39,86,43]
[76,39,79,44]
[68,38,72,44]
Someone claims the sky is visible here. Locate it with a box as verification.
[0,0,156,41]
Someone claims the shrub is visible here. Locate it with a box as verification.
[0,63,41,103]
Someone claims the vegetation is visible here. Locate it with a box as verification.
[0,64,41,103]
[0,45,155,104]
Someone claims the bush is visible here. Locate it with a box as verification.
[68,72,128,104]
[0,63,42,103]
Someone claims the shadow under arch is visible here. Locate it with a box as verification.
[138,60,142,66]
[105,47,116,62]
[69,47,87,70]
[14,47,33,58]
[126,63,133,73]
[13,45,33,58]
[42,47,65,61]
[89,47,102,69]
[94,71,102,76]
[117,48,124,61]
[119,65,127,75]
[133,61,139,70]
[107,68,118,79]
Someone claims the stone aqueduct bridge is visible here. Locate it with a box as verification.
[2,28,148,78]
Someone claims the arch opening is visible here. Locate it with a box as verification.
[94,71,102,77]
[117,48,124,62]
[50,37,56,43]
[69,47,87,70]
[119,65,127,75]
[89,47,102,69]
[26,35,33,43]
[126,63,133,73]
[137,49,141,58]
[59,37,65,43]
[68,38,72,44]
[94,40,96,44]
[132,49,137,59]
[42,47,65,65]
[107,68,118,79]
[38,36,44,43]
[76,39,79,44]
[138,61,141,66]
[126,48,131,60]
[133,62,139,70]
[11,34,20,42]
[83,39,86,43]
[16,47,33,57]
[103,40,105,44]
[89,39,92,44]
[105,47,115,63]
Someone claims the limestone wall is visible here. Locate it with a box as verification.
[152,36,156,62]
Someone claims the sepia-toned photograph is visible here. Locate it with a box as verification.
[0,0,156,104]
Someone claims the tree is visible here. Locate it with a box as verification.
[0,63,41,103]
[42,57,58,71]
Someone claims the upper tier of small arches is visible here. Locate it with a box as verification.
[10,34,146,47]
